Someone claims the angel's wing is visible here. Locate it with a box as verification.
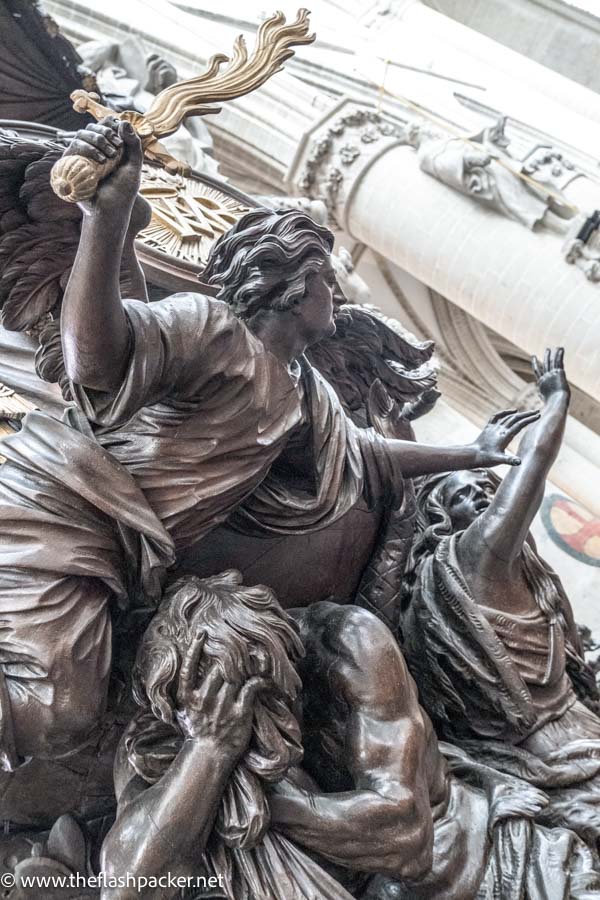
[0,128,82,397]
[0,129,81,330]
[306,304,438,433]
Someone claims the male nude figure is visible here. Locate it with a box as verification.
[102,590,599,899]
[271,603,600,898]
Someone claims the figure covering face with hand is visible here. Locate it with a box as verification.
[103,571,355,900]
[106,575,600,900]
[0,118,539,817]
[404,349,600,846]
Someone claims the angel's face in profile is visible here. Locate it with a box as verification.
[299,261,337,345]
[441,470,495,531]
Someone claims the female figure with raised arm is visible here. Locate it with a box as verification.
[405,348,600,845]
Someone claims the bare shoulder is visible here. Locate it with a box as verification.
[293,602,415,711]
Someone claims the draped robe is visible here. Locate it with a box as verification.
[404,533,600,848]
[0,293,400,781]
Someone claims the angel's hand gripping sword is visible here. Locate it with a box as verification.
[50,9,314,203]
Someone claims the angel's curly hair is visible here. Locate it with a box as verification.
[201,208,335,320]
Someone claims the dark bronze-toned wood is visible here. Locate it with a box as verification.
[0,0,96,130]
[404,349,600,847]
[0,106,599,899]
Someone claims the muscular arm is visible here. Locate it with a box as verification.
[61,120,145,393]
[62,211,130,392]
[270,607,438,880]
[100,737,234,897]
[461,348,569,566]
[120,229,149,303]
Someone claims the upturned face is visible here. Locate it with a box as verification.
[440,471,495,531]
[299,262,337,345]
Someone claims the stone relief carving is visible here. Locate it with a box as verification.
[563,211,600,283]
[297,105,404,226]
[254,195,328,224]
[522,144,581,192]
[412,117,574,230]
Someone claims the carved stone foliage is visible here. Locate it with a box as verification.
[296,104,405,227]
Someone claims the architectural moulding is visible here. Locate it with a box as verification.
[288,99,410,229]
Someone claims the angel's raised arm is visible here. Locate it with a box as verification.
[61,119,149,395]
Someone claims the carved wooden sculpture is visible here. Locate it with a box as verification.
[103,572,354,900]
[0,119,532,810]
[404,350,600,847]
[0,12,599,893]
[100,574,600,899]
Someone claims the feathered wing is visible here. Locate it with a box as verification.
[306,303,437,427]
[0,128,82,397]
[306,303,439,633]
[0,132,81,328]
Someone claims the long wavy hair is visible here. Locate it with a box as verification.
[127,570,304,852]
[407,469,561,616]
[405,471,598,704]
[201,208,334,320]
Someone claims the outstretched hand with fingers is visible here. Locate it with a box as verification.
[474,408,542,468]
[532,347,570,403]
[175,631,270,760]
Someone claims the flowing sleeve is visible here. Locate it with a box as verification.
[70,293,254,428]
[231,365,403,535]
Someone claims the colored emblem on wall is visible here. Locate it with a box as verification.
[542,494,600,567]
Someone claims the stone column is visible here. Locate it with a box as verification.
[288,99,600,403]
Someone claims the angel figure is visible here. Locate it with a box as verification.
[0,120,537,825]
